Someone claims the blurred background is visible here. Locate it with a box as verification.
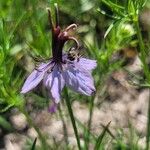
[1,0,150,149]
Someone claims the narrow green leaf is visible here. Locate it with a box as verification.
[94,121,111,150]
[101,0,125,17]
[104,21,116,38]
[0,115,13,131]
[31,138,37,150]
[97,8,121,20]
[0,103,14,113]
[102,0,124,9]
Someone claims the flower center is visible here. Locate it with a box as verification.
[52,24,79,63]
[47,6,79,64]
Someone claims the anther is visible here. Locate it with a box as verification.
[35,67,43,72]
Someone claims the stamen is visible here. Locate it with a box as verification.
[35,67,43,72]
[47,63,56,73]
[35,61,53,72]
[33,57,47,63]
[77,54,83,62]
[54,3,59,27]
[47,68,53,73]
[68,37,79,49]
[65,24,77,32]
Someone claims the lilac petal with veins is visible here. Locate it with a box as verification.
[43,65,65,103]
[21,63,50,94]
[63,66,95,96]
[76,58,97,71]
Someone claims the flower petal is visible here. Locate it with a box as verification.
[63,66,95,96]
[21,62,51,94]
[48,102,58,113]
[76,58,97,71]
[43,65,65,103]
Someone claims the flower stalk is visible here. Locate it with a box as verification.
[58,104,69,146]
[134,17,150,150]
[64,87,81,150]
[86,96,94,149]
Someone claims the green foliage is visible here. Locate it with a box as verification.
[0,115,13,131]
[0,19,24,112]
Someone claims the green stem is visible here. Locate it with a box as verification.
[86,96,94,150]
[135,20,150,81]
[64,88,81,150]
[58,104,69,146]
[134,19,150,150]
[19,107,48,150]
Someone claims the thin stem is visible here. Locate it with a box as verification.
[64,88,81,150]
[134,19,150,150]
[58,104,69,146]
[134,20,150,81]
[86,96,94,150]
[86,77,103,149]
[19,107,49,150]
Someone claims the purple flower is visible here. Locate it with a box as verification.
[21,6,97,112]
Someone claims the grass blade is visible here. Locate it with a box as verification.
[94,121,111,150]
[31,138,37,150]
[0,115,13,131]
